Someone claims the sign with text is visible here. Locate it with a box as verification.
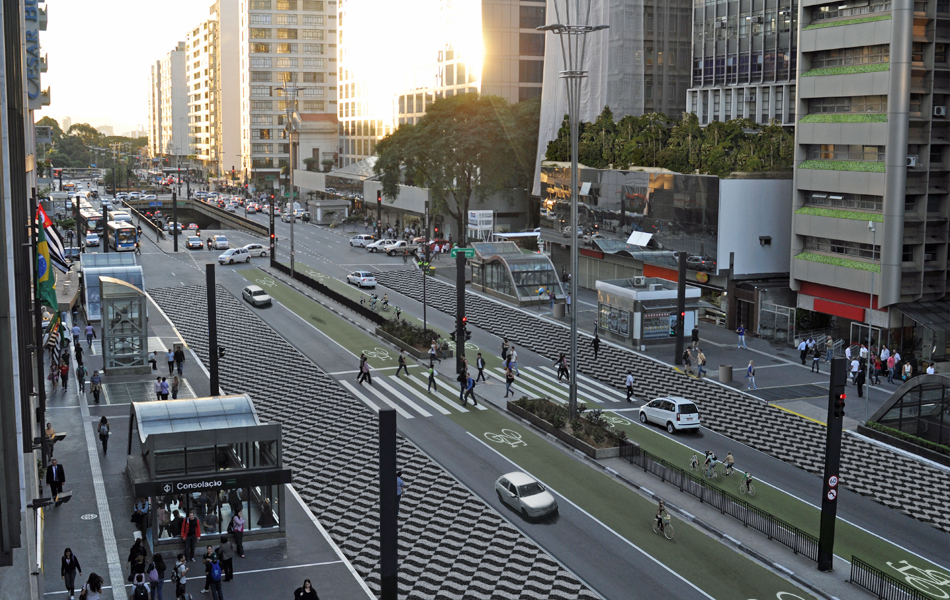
[450,247,475,259]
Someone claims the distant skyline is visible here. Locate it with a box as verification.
[36,0,211,134]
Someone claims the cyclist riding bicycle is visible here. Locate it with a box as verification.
[689,454,699,470]
[703,450,717,477]
[382,294,389,310]
[655,501,668,531]
[723,451,735,474]
[743,471,753,487]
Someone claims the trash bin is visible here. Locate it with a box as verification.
[553,303,566,318]
[719,365,733,383]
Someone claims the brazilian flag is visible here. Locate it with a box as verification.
[36,223,59,312]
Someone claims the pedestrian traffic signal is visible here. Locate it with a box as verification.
[450,331,456,341]
[465,328,472,341]
[217,347,226,359]
[377,190,381,203]
[833,392,846,418]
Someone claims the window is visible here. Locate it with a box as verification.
[805,192,883,211]
[251,43,270,53]
[252,144,273,153]
[519,87,541,101]
[250,14,272,24]
[808,144,885,161]
[803,236,881,260]
[250,0,271,8]
[303,44,324,54]
[812,0,891,21]
[275,14,298,25]
[303,72,324,82]
[302,29,324,39]
[251,57,273,68]
[807,95,887,114]
[520,6,546,28]
[303,58,324,68]
[519,33,545,56]
[277,43,297,53]
[251,86,270,96]
[277,29,298,39]
[251,100,273,110]
[251,71,272,82]
[251,115,274,125]
[809,45,889,69]
[276,72,295,83]
[250,28,271,39]
[303,87,325,97]
[519,60,543,83]
[276,57,297,67]
[302,100,325,111]
[276,0,297,8]
[303,0,323,9]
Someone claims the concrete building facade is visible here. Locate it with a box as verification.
[686,0,798,125]
[790,0,950,362]
[157,42,189,159]
[238,0,339,190]
[148,62,162,156]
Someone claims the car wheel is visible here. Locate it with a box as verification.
[667,422,675,434]
[229,259,234,265]
[388,251,395,256]
[521,508,530,520]
[639,412,647,424]
[245,256,250,263]
[261,251,268,257]
[496,490,504,504]
[350,242,354,246]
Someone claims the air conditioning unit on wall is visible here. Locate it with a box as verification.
[633,276,646,286]
[907,156,919,167]
[935,106,947,117]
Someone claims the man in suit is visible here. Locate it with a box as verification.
[46,458,65,502]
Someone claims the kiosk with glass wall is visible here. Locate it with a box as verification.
[470,242,564,305]
[126,395,292,548]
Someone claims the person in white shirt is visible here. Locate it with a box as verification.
[926,364,936,375]
[880,346,890,363]
[851,358,860,384]
[845,346,852,361]
[859,345,869,359]
[625,372,634,402]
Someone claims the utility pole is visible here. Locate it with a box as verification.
[818,358,848,571]
[674,252,687,365]
[378,408,398,599]
[207,264,220,396]
[276,82,303,278]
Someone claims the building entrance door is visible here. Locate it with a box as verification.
[850,321,883,350]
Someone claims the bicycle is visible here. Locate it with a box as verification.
[703,461,719,480]
[739,475,756,496]
[721,462,735,477]
[652,513,673,540]
[689,454,699,472]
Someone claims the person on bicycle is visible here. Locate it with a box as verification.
[382,294,389,309]
[723,452,735,474]
[655,501,667,531]
[690,454,699,470]
[743,471,753,487]
[703,450,717,477]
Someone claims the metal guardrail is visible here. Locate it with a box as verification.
[271,261,385,325]
[851,555,933,600]
[618,440,820,561]
[125,198,268,237]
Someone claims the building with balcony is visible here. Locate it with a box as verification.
[149,42,189,161]
[790,0,950,364]
[686,0,799,125]
[238,0,339,191]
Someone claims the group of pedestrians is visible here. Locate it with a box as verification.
[51,323,101,399]
[154,376,181,400]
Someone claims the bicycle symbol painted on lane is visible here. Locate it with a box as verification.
[484,429,526,448]
[255,277,277,288]
[603,415,632,427]
[445,341,480,352]
[362,347,392,361]
[303,269,328,283]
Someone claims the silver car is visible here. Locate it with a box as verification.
[242,284,272,307]
[494,472,558,519]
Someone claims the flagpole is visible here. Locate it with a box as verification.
[30,191,49,470]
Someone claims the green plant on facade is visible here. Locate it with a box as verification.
[801,63,890,77]
[802,14,892,30]
[795,252,881,272]
[866,421,950,457]
[795,206,884,222]
[799,113,887,124]
[798,159,886,173]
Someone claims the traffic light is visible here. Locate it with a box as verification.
[833,392,846,418]
[377,190,381,204]
[450,331,456,341]
[465,328,472,341]
[434,226,440,236]
[217,347,226,359]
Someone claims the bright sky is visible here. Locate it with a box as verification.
[37,0,211,135]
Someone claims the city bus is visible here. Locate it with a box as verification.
[107,210,132,224]
[79,208,103,234]
[106,220,137,251]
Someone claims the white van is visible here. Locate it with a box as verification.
[349,234,375,247]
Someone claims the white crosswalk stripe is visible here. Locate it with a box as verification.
[401,372,488,412]
[340,380,414,419]
[387,375,453,415]
[494,367,625,407]
[492,368,568,405]
[371,378,433,417]
[523,367,621,403]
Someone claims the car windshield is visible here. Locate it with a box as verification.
[517,482,546,497]
[678,403,699,414]
[215,237,227,242]
[252,290,266,296]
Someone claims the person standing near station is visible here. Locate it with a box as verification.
[745,361,757,390]
[691,326,700,350]
[181,510,202,562]
[736,324,748,349]
[166,349,175,375]
[590,332,600,360]
[697,349,708,378]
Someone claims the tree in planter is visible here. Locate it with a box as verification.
[321,158,335,173]
[303,157,320,172]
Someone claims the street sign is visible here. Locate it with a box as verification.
[450,247,475,258]
[828,475,838,488]
[826,489,837,501]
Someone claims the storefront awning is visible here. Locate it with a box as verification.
[898,300,950,332]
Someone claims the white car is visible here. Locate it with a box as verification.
[346,271,377,288]
[638,396,701,433]
[366,238,396,253]
[212,235,229,250]
[218,247,250,264]
[242,243,268,257]
[384,241,418,256]
[242,284,272,307]
[349,234,375,247]
[85,232,100,247]
[143,194,157,200]
[225,204,237,213]
[494,472,558,519]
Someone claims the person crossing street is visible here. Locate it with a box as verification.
[395,350,409,377]
[460,371,477,406]
[625,372,634,402]
[475,353,486,383]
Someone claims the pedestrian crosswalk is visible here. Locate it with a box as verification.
[340,370,488,419]
[492,367,624,407]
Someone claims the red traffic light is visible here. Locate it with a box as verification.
[377,190,382,202]
[462,317,467,324]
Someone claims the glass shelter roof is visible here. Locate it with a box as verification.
[131,395,260,444]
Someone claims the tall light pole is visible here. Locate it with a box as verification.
[539,3,607,422]
[276,83,303,278]
[867,221,877,422]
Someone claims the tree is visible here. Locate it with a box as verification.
[321,158,335,172]
[36,116,64,141]
[67,123,103,147]
[303,157,320,172]
[374,93,527,245]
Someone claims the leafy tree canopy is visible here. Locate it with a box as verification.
[545,108,794,178]
[35,117,146,169]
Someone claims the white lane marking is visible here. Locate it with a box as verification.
[388,375,453,415]
[339,380,383,414]
[372,377,433,417]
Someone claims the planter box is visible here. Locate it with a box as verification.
[376,328,454,360]
[856,424,950,467]
[508,401,620,459]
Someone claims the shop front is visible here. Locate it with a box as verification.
[596,277,701,348]
[126,395,292,549]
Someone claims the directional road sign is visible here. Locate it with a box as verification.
[450,247,475,258]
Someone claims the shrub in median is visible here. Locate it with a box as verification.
[378,319,437,352]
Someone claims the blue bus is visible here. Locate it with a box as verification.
[106,220,137,251]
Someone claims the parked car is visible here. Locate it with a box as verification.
[686,255,717,272]
[186,236,203,250]
[384,240,418,256]
[84,232,100,247]
[349,234,375,247]
[218,247,250,264]
[346,271,377,288]
[64,246,81,261]
[638,396,701,433]
[242,243,268,258]
[366,238,396,253]
[494,472,558,519]
[242,284,272,307]
[212,235,229,250]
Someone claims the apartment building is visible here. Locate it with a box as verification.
[185,0,241,177]
[338,0,549,168]
[157,42,189,159]
[239,0,338,190]
[148,62,162,156]
[686,0,798,125]
[790,0,949,361]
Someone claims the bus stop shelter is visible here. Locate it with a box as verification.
[126,395,292,549]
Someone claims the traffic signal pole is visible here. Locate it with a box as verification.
[673,252,687,365]
[376,190,382,240]
[207,263,220,396]
[455,253,466,375]
[818,357,848,571]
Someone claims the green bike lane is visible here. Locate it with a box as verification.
[241,268,816,600]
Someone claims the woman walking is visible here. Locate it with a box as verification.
[427,363,438,393]
[59,361,70,391]
[504,365,515,398]
[147,553,166,600]
[90,371,102,404]
[61,548,82,600]
[81,573,103,600]
[294,578,320,599]
[745,360,757,390]
[171,376,180,400]
[97,416,111,455]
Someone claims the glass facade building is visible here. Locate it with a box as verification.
[872,375,950,447]
[470,241,564,303]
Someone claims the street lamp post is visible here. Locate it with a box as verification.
[539,3,607,422]
[867,221,877,422]
[276,84,303,278]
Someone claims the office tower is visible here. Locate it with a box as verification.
[157,42,189,160]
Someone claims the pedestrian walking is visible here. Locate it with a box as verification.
[566,292,572,314]
[508,346,519,376]
[74,342,84,367]
[132,497,150,537]
[798,339,808,365]
[230,509,245,558]
[160,377,170,400]
[61,548,82,600]
[845,345,852,362]
[396,471,405,513]
[81,573,104,600]
[872,356,883,385]
[590,332,600,360]
[504,365,515,397]
[293,579,320,600]
[395,350,409,377]
[554,353,570,382]
[548,290,555,309]
[736,324,748,349]
[45,422,56,459]
[147,553,166,600]
[625,372,634,402]
[429,341,442,364]
[207,554,224,600]
[181,510,202,562]
[825,337,834,362]
[49,362,59,388]
[97,416,111,456]
[166,349,175,375]
[475,353,486,383]
[426,363,438,392]
[697,349,708,378]
[149,351,158,371]
[691,326,699,350]
[460,372,477,406]
[902,361,912,382]
[90,370,102,404]
[71,323,81,343]
[811,348,822,373]
[358,357,372,385]
[682,348,694,376]
[745,361,757,390]
[59,361,69,390]
[76,364,87,393]
[217,537,233,582]
[154,377,162,400]
[46,458,65,502]
[172,555,188,599]
[856,365,867,397]
[887,354,896,384]
[171,376,180,400]
[851,358,860,385]
[174,347,186,376]
[500,337,509,362]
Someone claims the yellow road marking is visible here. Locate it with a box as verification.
[769,403,827,426]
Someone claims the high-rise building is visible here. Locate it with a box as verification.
[238,0,339,190]
[62,116,72,131]
[790,0,949,361]
[148,62,162,156]
[337,0,549,168]
[97,125,114,137]
[686,0,798,125]
[186,0,241,177]
[151,42,189,160]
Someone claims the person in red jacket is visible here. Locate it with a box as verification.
[181,509,202,562]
